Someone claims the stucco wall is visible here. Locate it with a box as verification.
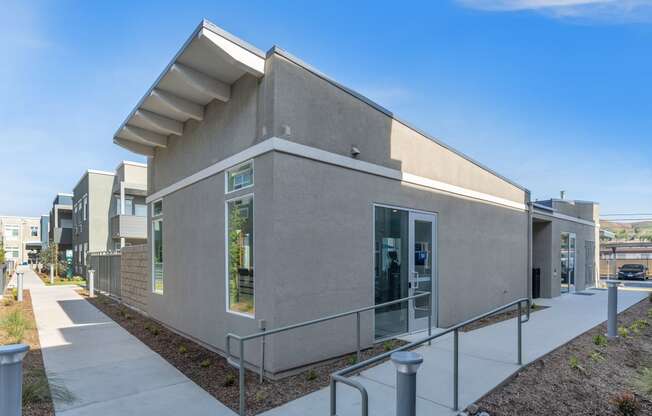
[120,244,149,313]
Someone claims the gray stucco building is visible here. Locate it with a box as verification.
[48,193,73,260]
[112,20,599,374]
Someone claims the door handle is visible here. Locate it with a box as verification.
[412,271,419,289]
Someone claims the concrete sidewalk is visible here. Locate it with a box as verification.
[262,288,648,416]
[22,267,236,416]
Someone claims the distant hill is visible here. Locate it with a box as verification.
[601,220,652,241]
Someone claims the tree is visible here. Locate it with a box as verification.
[0,241,5,264]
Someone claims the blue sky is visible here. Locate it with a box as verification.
[2,0,651,218]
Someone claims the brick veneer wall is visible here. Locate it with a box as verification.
[120,244,149,313]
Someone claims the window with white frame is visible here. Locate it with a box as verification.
[226,194,254,316]
[152,200,164,294]
[83,196,88,221]
[83,243,88,266]
[4,225,19,240]
[226,161,253,193]
[5,244,19,259]
[30,226,38,237]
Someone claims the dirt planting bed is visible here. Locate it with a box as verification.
[474,297,652,416]
[1,290,56,416]
[79,290,405,415]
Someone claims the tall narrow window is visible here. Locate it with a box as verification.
[83,196,88,221]
[152,200,164,294]
[227,195,254,316]
[226,161,254,193]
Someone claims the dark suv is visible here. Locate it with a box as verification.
[617,264,648,281]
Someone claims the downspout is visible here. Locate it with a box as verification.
[526,197,533,303]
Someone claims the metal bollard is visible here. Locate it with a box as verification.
[49,264,54,285]
[16,272,23,302]
[606,280,620,338]
[391,351,423,416]
[0,344,30,416]
[88,269,95,298]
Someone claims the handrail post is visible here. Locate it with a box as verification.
[517,301,522,365]
[356,311,361,363]
[259,320,266,383]
[453,328,459,411]
[427,293,432,346]
[330,377,337,416]
[239,338,245,416]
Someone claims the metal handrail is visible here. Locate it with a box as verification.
[330,297,531,416]
[225,291,432,416]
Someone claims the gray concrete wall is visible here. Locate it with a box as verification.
[267,53,526,205]
[265,152,528,372]
[121,244,149,313]
[88,173,114,254]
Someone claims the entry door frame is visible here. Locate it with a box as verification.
[372,203,439,337]
[408,211,438,333]
[561,232,577,294]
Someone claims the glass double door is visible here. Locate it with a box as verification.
[560,232,576,294]
[374,206,437,339]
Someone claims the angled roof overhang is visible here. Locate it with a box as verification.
[113,20,266,155]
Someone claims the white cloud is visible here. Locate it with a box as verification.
[457,0,652,23]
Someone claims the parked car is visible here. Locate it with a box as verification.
[617,264,648,281]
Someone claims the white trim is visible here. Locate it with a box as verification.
[151,217,164,295]
[118,160,148,170]
[224,192,255,319]
[146,137,527,211]
[533,207,596,228]
[57,193,73,197]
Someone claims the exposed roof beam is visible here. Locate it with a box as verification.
[151,88,204,121]
[114,138,155,156]
[135,109,183,136]
[199,29,265,78]
[170,63,231,102]
[120,125,168,148]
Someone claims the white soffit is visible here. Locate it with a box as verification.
[113,20,266,156]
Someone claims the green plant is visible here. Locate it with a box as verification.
[306,369,318,381]
[569,355,585,373]
[3,297,14,307]
[611,392,640,416]
[619,326,630,338]
[634,368,652,397]
[200,359,211,368]
[22,369,74,405]
[346,355,357,366]
[531,302,538,310]
[255,390,268,402]
[223,373,236,387]
[383,340,396,352]
[178,344,188,354]
[2,309,27,343]
[589,350,604,362]
[11,288,17,301]
[593,334,608,347]
[647,309,652,319]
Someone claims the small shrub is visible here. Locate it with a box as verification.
[569,355,585,373]
[383,340,396,352]
[589,350,604,362]
[593,334,608,347]
[2,309,27,343]
[619,326,630,338]
[3,297,14,307]
[634,368,652,397]
[611,392,640,416]
[178,345,188,354]
[530,303,538,310]
[223,373,236,387]
[632,319,649,331]
[23,369,74,405]
[11,288,17,300]
[306,369,318,381]
[200,359,211,368]
[346,355,357,366]
[648,293,652,303]
[255,390,268,402]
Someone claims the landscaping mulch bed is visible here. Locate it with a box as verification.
[79,291,405,415]
[1,290,56,416]
[461,304,548,333]
[474,298,652,416]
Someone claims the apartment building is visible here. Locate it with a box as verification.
[48,193,73,261]
[112,20,541,374]
[0,216,41,264]
[72,169,115,275]
[109,161,148,250]
[71,162,148,275]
